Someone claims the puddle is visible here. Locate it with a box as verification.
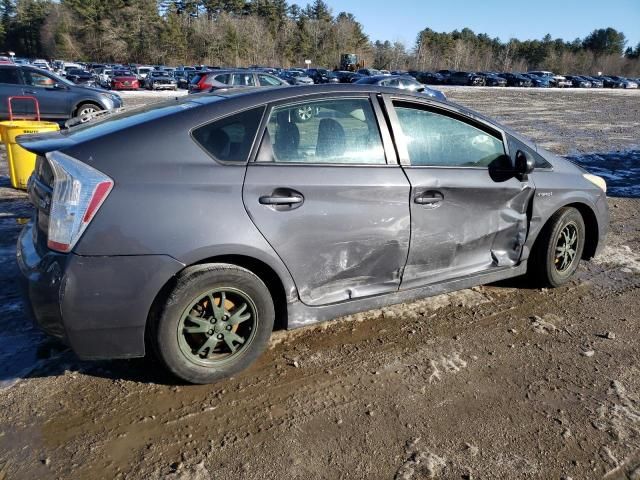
[565,150,640,198]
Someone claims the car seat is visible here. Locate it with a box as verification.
[273,111,300,161]
[316,118,346,159]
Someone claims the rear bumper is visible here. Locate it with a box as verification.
[17,222,185,359]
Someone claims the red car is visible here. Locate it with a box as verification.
[110,70,139,90]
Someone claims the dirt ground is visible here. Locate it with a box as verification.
[0,87,639,480]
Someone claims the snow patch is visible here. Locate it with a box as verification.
[395,438,446,479]
[530,314,561,334]
[594,245,640,273]
[427,353,467,384]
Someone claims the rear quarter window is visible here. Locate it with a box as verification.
[192,106,265,163]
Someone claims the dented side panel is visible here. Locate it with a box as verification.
[243,164,411,306]
[399,168,533,290]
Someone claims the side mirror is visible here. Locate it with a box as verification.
[515,150,535,180]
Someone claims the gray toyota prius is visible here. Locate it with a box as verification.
[16,85,608,384]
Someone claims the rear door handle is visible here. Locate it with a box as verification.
[259,189,304,210]
[414,190,444,205]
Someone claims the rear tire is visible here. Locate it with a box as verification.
[528,207,585,287]
[153,264,274,384]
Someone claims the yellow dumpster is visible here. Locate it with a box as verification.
[0,121,60,190]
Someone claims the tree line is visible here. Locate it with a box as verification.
[1,0,639,75]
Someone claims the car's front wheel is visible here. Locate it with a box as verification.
[153,264,275,384]
[74,102,102,118]
[528,207,585,287]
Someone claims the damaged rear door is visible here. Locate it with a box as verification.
[384,97,534,289]
[243,95,411,306]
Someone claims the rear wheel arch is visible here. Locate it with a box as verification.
[146,254,290,349]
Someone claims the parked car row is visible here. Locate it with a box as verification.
[398,69,639,89]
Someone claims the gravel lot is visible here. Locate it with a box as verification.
[0,87,639,480]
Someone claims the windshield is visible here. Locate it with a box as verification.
[114,70,133,76]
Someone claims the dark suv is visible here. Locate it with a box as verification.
[0,65,122,120]
[18,85,608,384]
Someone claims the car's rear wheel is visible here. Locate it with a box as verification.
[528,207,585,287]
[153,264,274,384]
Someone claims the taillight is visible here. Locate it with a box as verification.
[46,151,113,253]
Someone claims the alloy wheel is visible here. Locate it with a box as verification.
[554,222,579,272]
[177,288,258,367]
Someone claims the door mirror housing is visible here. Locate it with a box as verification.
[515,150,535,180]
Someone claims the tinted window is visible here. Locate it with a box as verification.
[231,73,255,86]
[192,106,265,163]
[212,73,230,84]
[394,103,505,167]
[259,98,386,165]
[24,70,55,88]
[0,68,21,85]
[258,74,281,86]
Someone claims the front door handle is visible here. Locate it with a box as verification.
[23,89,37,95]
[414,191,444,205]
[259,195,303,205]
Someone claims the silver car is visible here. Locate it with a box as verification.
[17,85,608,384]
[0,65,122,120]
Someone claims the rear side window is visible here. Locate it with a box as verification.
[257,98,386,165]
[231,73,256,86]
[213,74,230,84]
[393,102,505,167]
[192,106,265,163]
[0,68,21,85]
[258,74,281,86]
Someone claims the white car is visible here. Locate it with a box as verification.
[96,68,114,88]
[31,59,50,70]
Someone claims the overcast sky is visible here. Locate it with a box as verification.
[321,0,640,49]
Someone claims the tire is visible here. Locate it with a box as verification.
[528,207,585,287]
[74,102,102,118]
[153,264,275,384]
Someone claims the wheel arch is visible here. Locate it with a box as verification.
[72,99,104,116]
[147,254,291,346]
[567,202,599,260]
[531,201,600,261]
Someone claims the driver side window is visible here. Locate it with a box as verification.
[393,102,505,167]
[24,70,55,88]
